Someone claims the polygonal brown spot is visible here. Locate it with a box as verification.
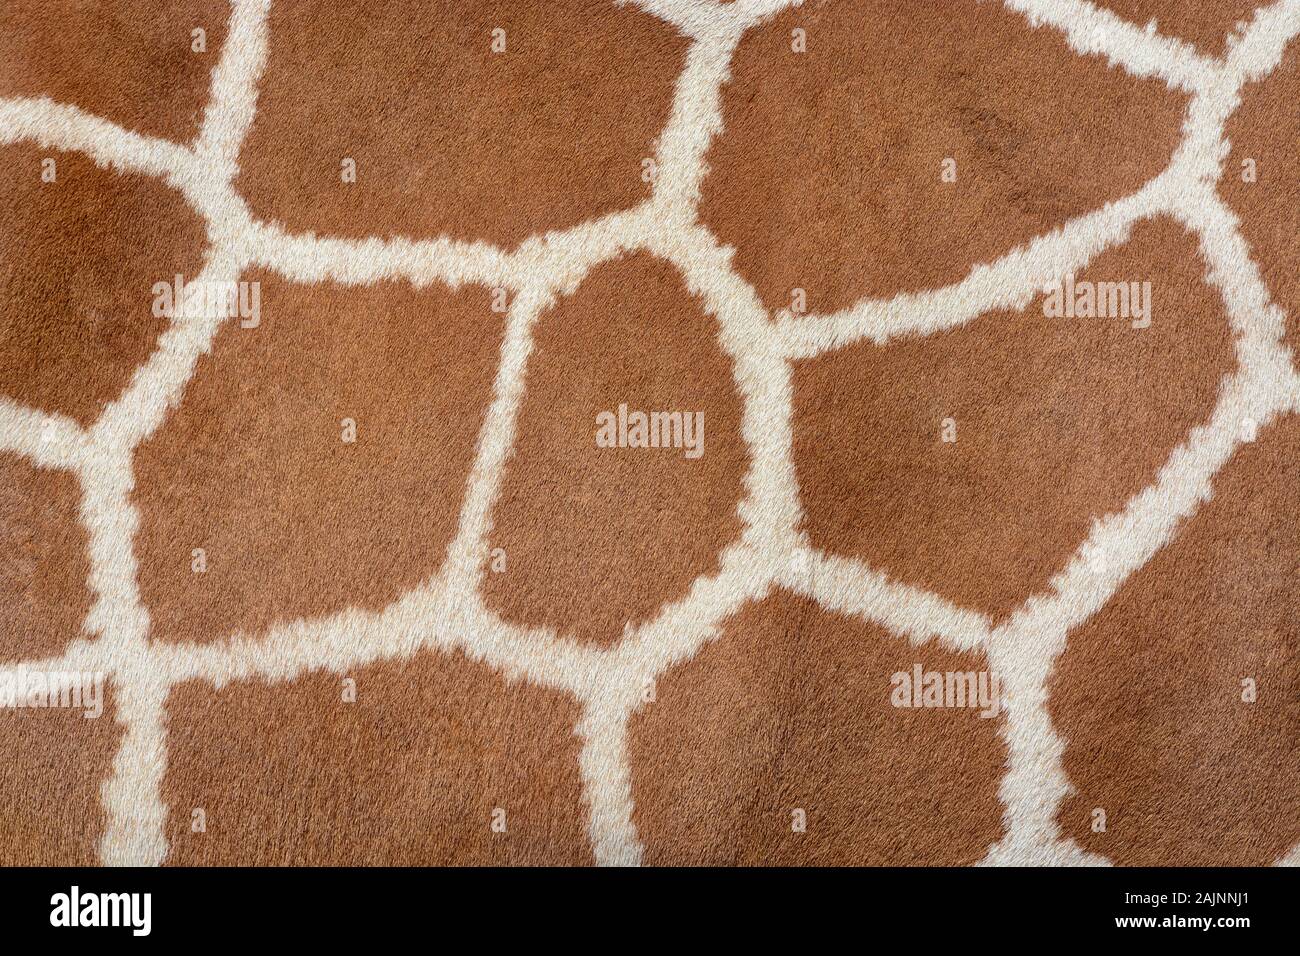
[0,686,120,865]
[481,254,747,647]
[793,217,1233,622]
[164,649,590,864]
[1223,36,1300,357]
[1093,1,1258,55]
[0,0,228,143]
[0,454,92,662]
[701,0,1184,314]
[1051,415,1300,866]
[134,271,504,645]
[0,144,208,425]
[629,591,1007,864]
[236,0,686,247]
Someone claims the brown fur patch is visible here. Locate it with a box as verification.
[793,217,1233,621]
[236,0,686,247]
[163,650,590,864]
[0,688,119,865]
[133,272,504,645]
[0,454,92,661]
[0,0,228,143]
[629,591,1008,864]
[482,254,747,647]
[1051,415,1300,866]
[1093,1,1259,54]
[700,0,1184,314]
[0,144,207,425]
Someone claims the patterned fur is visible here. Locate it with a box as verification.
[1,1,1297,866]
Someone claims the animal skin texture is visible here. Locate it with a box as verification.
[0,0,1297,867]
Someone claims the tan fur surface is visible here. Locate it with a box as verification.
[1,0,1297,867]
